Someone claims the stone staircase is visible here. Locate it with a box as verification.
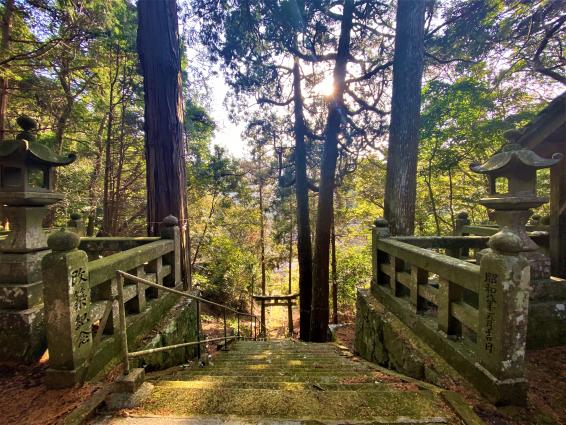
[99,340,477,424]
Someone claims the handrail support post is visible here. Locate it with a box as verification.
[116,271,130,375]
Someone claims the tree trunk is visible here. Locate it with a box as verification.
[310,0,354,342]
[191,193,217,268]
[383,0,426,236]
[87,116,106,236]
[331,213,338,325]
[0,0,13,142]
[102,51,119,235]
[259,178,266,336]
[288,197,293,295]
[137,0,191,287]
[292,57,314,341]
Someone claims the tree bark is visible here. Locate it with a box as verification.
[292,57,314,341]
[137,0,191,287]
[383,0,426,236]
[259,177,266,336]
[331,213,338,325]
[310,0,354,342]
[87,116,106,236]
[0,0,13,142]
[288,196,293,295]
[102,51,120,235]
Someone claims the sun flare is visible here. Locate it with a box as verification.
[313,76,335,96]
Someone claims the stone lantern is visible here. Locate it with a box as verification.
[0,116,76,206]
[0,116,76,362]
[470,142,562,279]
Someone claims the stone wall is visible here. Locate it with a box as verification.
[355,289,465,387]
[131,297,199,371]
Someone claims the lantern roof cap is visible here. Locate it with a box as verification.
[0,139,76,166]
[470,143,562,174]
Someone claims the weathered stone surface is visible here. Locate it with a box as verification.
[355,288,529,405]
[0,280,43,309]
[43,230,92,387]
[527,300,566,348]
[84,291,196,382]
[355,290,454,384]
[0,206,49,252]
[115,368,145,393]
[0,251,48,284]
[0,304,45,362]
[105,382,154,410]
[131,297,199,371]
[477,246,530,383]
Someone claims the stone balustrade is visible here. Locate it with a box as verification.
[364,219,531,404]
[42,215,184,388]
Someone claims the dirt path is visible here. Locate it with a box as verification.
[0,360,102,425]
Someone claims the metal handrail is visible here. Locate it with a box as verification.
[78,269,260,385]
[106,270,259,377]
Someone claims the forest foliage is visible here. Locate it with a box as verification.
[0,0,563,319]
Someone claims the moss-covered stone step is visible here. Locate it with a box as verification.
[172,370,369,378]
[152,373,379,383]
[226,342,340,351]
[196,362,371,370]
[211,359,357,366]
[212,353,359,360]
[97,415,451,424]
[136,387,457,422]
[152,379,401,391]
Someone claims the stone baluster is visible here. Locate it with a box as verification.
[145,256,163,299]
[450,210,470,258]
[43,229,92,388]
[437,278,463,337]
[371,218,390,296]
[477,229,530,404]
[160,215,181,289]
[453,210,470,236]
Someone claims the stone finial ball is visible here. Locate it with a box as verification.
[48,228,80,251]
[163,215,179,227]
[456,210,469,219]
[488,228,522,254]
[70,212,82,220]
[374,218,388,227]
[16,115,38,131]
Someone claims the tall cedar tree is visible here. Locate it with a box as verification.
[0,0,13,141]
[383,0,426,235]
[292,57,314,341]
[137,0,191,287]
[310,0,354,342]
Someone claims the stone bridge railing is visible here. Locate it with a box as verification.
[362,219,533,405]
[42,216,191,388]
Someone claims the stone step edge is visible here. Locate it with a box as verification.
[152,380,408,390]
[117,413,451,424]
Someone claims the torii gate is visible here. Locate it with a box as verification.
[253,293,299,336]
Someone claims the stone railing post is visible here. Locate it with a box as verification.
[43,229,92,388]
[477,229,530,404]
[453,210,470,236]
[450,210,470,259]
[371,218,390,294]
[160,215,181,289]
[67,212,86,236]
